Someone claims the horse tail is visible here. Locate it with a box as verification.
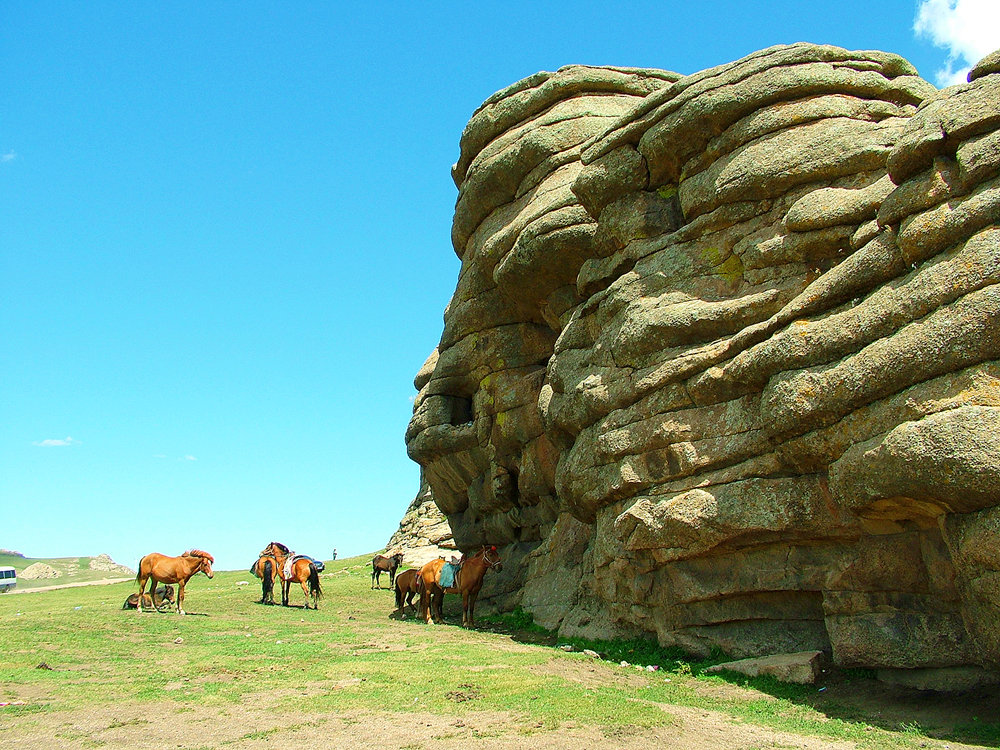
[308,563,322,599]
[262,560,273,600]
[135,556,145,583]
[395,578,403,609]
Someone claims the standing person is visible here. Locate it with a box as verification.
[332,548,337,560]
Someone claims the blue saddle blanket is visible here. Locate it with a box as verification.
[439,562,460,588]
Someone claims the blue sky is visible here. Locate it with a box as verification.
[2,2,996,571]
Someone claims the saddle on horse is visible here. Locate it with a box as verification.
[438,557,462,589]
[283,554,324,578]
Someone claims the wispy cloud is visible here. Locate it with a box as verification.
[914,0,1000,86]
[182,455,198,461]
[33,436,80,447]
[1,151,15,163]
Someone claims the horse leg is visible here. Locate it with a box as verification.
[420,585,432,624]
[149,577,163,611]
[177,581,186,615]
[282,579,289,607]
[136,571,148,614]
[299,578,310,609]
[433,590,444,624]
[467,590,479,627]
[461,590,470,627]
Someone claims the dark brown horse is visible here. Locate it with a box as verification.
[122,584,174,610]
[417,546,502,627]
[393,568,420,614]
[251,554,278,605]
[371,552,404,589]
[135,550,214,615]
[262,542,322,609]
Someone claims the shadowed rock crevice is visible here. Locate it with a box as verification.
[404,42,1000,683]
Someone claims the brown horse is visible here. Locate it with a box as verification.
[417,546,502,627]
[135,550,214,615]
[261,542,322,609]
[371,552,404,589]
[393,568,420,614]
[251,554,278,605]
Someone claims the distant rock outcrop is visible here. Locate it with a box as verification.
[89,554,135,576]
[386,472,457,568]
[20,563,60,580]
[405,43,1000,683]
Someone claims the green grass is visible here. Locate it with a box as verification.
[1,556,997,749]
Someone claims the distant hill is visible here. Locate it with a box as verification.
[0,553,134,591]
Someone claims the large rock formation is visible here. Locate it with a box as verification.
[405,43,1000,681]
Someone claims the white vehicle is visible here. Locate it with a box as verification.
[0,566,16,592]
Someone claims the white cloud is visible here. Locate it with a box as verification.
[182,455,198,461]
[33,436,80,447]
[914,0,1000,86]
[1,151,15,163]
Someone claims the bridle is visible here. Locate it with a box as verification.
[480,546,502,568]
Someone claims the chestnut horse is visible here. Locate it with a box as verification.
[393,568,420,614]
[251,554,278,605]
[135,550,214,615]
[418,546,502,626]
[261,542,322,609]
[371,552,404,589]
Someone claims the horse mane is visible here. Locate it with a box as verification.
[184,549,215,562]
[270,542,290,555]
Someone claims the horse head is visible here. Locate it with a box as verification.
[482,545,502,572]
[392,552,405,564]
[262,542,290,558]
[185,549,215,578]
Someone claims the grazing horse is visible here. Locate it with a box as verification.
[393,568,420,614]
[261,542,322,609]
[418,546,502,627]
[251,554,278,605]
[371,552,404,589]
[135,550,214,615]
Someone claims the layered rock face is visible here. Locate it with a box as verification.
[406,44,1000,677]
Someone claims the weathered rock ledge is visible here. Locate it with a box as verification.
[405,44,1000,684]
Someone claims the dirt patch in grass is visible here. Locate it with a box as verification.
[530,656,649,691]
[0,700,856,750]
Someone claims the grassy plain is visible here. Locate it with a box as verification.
[1,555,997,749]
